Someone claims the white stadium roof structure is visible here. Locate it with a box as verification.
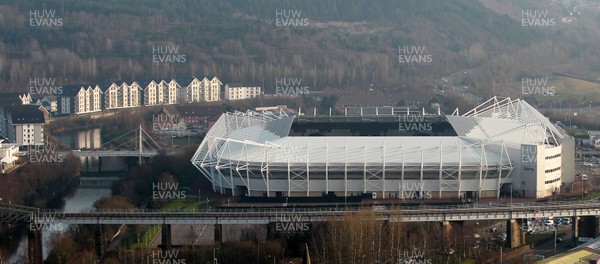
[191,97,565,199]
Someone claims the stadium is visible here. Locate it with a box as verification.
[191,97,574,199]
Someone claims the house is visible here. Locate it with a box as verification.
[0,139,19,172]
[128,82,143,107]
[141,77,222,106]
[33,96,58,113]
[0,93,32,140]
[103,82,120,109]
[224,83,262,100]
[166,79,181,105]
[58,85,79,115]
[205,77,222,102]
[180,77,201,103]
[104,81,142,109]
[77,85,102,114]
[4,105,47,145]
[156,80,168,105]
[140,80,159,106]
[59,85,102,115]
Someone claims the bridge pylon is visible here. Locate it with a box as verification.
[27,229,43,264]
[95,225,104,260]
[160,224,172,251]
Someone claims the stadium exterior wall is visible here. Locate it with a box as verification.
[192,97,572,199]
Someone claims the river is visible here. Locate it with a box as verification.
[8,128,121,262]
[8,178,116,263]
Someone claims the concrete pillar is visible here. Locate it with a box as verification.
[160,224,172,251]
[572,216,579,245]
[214,224,222,243]
[506,219,525,249]
[27,229,43,264]
[95,224,103,259]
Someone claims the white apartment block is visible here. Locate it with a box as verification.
[167,79,180,105]
[143,80,159,106]
[185,77,203,103]
[224,83,262,100]
[104,83,120,109]
[75,86,102,114]
[206,77,222,102]
[104,82,142,109]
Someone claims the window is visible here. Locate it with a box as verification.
[545,153,561,160]
[545,177,561,184]
[545,167,561,173]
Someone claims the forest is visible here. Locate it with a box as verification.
[2,0,597,104]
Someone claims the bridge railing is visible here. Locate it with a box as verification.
[4,199,600,217]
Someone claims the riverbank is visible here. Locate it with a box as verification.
[0,155,81,262]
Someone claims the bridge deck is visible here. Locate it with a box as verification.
[3,200,600,225]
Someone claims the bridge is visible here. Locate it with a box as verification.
[3,200,600,225]
[56,125,165,164]
[61,149,159,158]
[5,200,600,264]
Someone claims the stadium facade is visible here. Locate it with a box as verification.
[191,97,574,199]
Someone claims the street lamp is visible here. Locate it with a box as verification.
[213,247,219,264]
[554,227,557,255]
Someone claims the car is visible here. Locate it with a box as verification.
[545,220,554,226]
[562,218,571,225]
[582,174,588,181]
[584,162,593,167]
[556,238,563,243]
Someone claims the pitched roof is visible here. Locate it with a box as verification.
[0,93,26,106]
[61,85,84,96]
[6,105,46,124]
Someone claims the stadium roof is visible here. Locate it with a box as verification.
[194,97,557,172]
[450,97,562,146]
[217,135,505,165]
